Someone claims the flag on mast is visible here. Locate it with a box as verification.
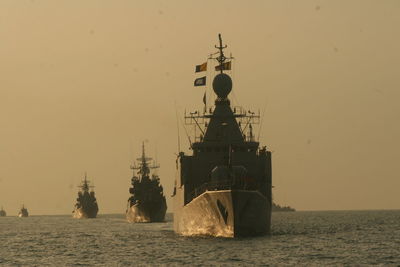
[215,61,231,71]
[194,76,206,86]
[195,62,207,72]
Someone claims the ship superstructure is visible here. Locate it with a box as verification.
[173,34,272,237]
[126,142,167,223]
[73,173,99,219]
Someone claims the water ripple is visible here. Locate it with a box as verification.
[0,211,399,265]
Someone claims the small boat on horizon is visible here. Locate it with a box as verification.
[0,206,6,217]
[272,202,295,212]
[18,205,29,217]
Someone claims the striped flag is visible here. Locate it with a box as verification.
[215,61,231,71]
[195,62,207,72]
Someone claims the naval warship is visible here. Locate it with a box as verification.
[73,173,99,219]
[0,207,6,217]
[173,34,272,237]
[126,142,167,223]
[18,205,28,217]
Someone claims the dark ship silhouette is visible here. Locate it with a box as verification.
[0,207,6,217]
[126,142,167,223]
[18,205,28,217]
[73,173,99,219]
[272,202,295,212]
[173,34,272,237]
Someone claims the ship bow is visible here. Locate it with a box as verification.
[177,190,270,237]
[232,190,270,237]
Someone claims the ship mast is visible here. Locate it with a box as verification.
[185,34,261,145]
[79,172,94,192]
[131,142,159,180]
[215,33,227,74]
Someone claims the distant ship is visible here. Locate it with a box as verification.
[126,142,167,223]
[0,207,6,217]
[272,202,295,212]
[73,173,99,219]
[18,205,29,217]
[173,34,272,237]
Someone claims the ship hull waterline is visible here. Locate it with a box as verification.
[126,202,166,223]
[18,210,28,218]
[174,190,271,237]
[73,207,98,219]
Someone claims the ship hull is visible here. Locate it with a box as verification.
[73,207,98,219]
[18,212,28,218]
[174,190,270,237]
[126,201,166,223]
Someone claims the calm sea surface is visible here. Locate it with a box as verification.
[1,210,399,266]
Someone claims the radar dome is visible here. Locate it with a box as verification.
[212,73,232,98]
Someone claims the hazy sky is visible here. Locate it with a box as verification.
[1,0,399,215]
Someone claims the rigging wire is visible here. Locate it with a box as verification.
[257,98,269,141]
[228,57,240,107]
[175,101,192,149]
[174,101,181,153]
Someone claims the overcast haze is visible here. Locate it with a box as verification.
[1,0,399,215]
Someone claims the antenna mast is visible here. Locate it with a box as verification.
[215,33,227,73]
[174,101,181,153]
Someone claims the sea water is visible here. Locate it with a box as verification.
[1,210,399,266]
